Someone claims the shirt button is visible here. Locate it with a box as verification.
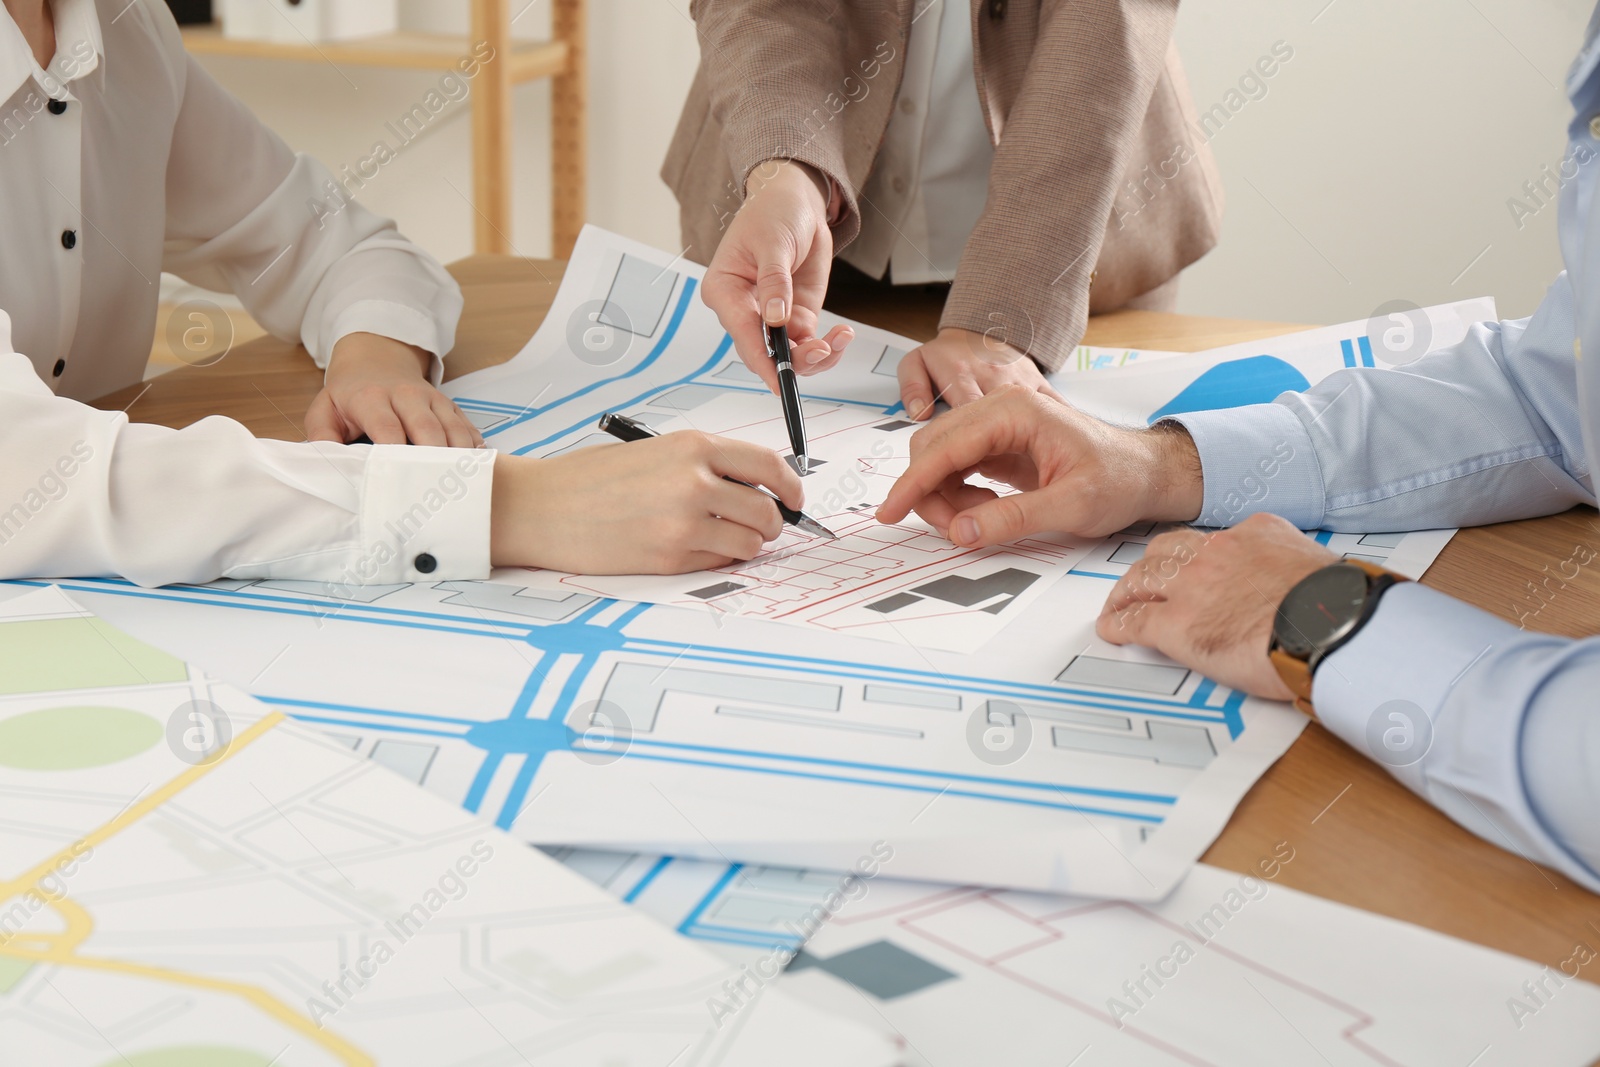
[61,230,77,250]
[988,0,1005,18]
[891,175,907,194]
[47,99,66,115]
[1589,114,1600,139]
[413,552,437,574]
[51,358,65,377]
[899,96,916,115]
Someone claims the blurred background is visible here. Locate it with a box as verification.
[167,0,1594,367]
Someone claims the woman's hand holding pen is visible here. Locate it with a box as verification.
[701,159,854,393]
[490,432,805,574]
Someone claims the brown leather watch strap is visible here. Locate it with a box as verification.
[1269,646,1317,716]
[1270,560,1410,718]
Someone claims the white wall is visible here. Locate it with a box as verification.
[1172,0,1594,324]
[198,0,1596,327]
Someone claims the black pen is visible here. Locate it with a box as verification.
[597,413,837,539]
[763,320,810,474]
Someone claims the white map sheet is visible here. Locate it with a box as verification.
[0,230,1489,902]
[0,587,897,1067]
[445,228,1487,651]
[546,847,1600,1067]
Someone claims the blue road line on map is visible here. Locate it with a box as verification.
[622,856,675,903]
[474,277,701,440]
[690,921,804,949]
[278,713,464,740]
[236,689,1177,811]
[32,576,1217,727]
[684,380,902,414]
[510,331,736,456]
[30,574,1228,732]
[626,643,1226,721]
[455,398,531,414]
[619,751,1163,821]
[257,697,479,728]
[681,929,793,950]
[679,863,743,934]
[1358,335,1376,367]
[614,736,1174,805]
[21,574,1205,820]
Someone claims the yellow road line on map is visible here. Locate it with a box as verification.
[0,945,374,1066]
[0,712,285,901]
[0,711,377,1065]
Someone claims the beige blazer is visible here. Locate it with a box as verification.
[662,0,1224,370]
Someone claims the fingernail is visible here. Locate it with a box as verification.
[909,400,927,419]
[805,347,829,365]
[764,297,786,325]
[952,517,979,544]
[832,328,854,352]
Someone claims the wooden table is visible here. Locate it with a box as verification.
[95,256,1600,974]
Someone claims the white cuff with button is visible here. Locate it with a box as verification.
[355,444,496,585]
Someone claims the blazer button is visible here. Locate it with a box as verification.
[988,0,1005,18]
[47,99,66,115]
[1590,114,1600,139]
[52,358,65,377]
[413,552,438,574]
[61,230,77,250]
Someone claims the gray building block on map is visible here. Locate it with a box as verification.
[913,568,1039,607]
[1051,719,1217,768]
[1056,655,1190,696]
[595,662,841,732]
[598,253,678,336]
[788,940,957,1000]
[436,582,597,621]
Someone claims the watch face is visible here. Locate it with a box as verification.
[1273,564,1370,660]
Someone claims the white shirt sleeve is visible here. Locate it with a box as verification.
[1312,580,1600,893]
[159,49,463,383]
[0,329,494,588]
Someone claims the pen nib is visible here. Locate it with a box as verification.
[797,516,838,540]
[795,455,809,476]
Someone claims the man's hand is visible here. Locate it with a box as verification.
[877,385,1205,544]
[306,333,482,447]
[898,328,1053,420]
[1097,514,1339,700]
[701,159,854,393]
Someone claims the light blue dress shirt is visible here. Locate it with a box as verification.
[1169,10,1600,893]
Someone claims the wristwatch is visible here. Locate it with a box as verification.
[1269,560,1408,715]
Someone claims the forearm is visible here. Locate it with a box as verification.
[1170,276,1594,531]
[162,56,461,376]
[1312,582,1600,892]
[691,0,871,242]
[0,353,492,587]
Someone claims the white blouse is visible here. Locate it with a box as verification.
[0,0,494,587]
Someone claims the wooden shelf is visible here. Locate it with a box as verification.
[179,25,568,83]
[179,0,586,257]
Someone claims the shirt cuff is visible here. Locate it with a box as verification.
[1312,582,1593,887]
[356,445,495,583]
[323,299,449,386]
[1162,403,1327,529]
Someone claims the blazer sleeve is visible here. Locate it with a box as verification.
[942,0,1179,369]
[688,0,868,246]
